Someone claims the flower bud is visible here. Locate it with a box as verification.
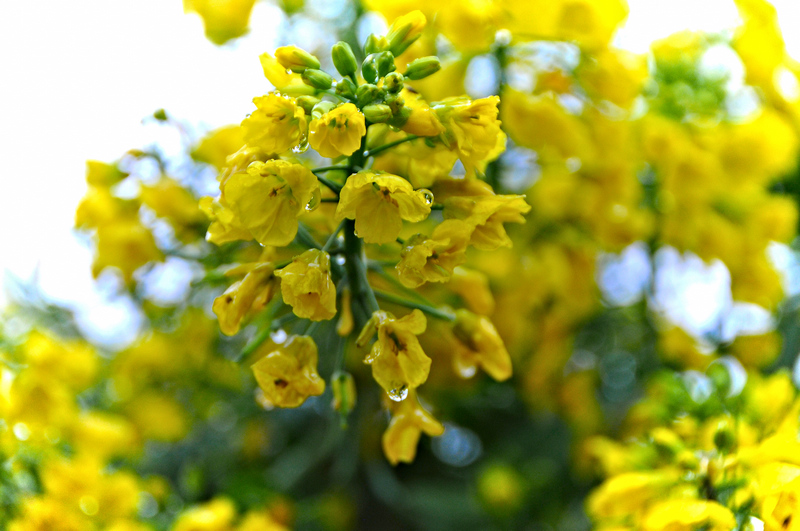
[275,45,321,73]
[386,11,427,56]
[384,93,404,114]
[387,106,412,128]
[301,68,333,90]
[375,51,396,77]
[364,34,387,55]
[336,77,357,99]
[362,104,393,123]
[296,95,321,114]
[404,56,441,80]
[311,100,336,119]
[331,41,358,77]
[361,56,379,84]
[384,72,404,93]
[332,371,357,416]
[356,83,383,107]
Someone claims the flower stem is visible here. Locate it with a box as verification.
[373,290,455,321]
[312,165,351,174]
[364,134,419,159]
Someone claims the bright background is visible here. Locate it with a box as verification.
[1,0,798,342]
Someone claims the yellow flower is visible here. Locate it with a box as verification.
[275,249,337,321]
[85,160,127,186]
[183,0,257,45]
[92,219,163,282]
[213,262,279,335]
[126,392,189,442]
[386,10,427,55]
[308,104,366,159]
[444,194,530,250]
[274,45,320,72]
[370,126,457,188]
[199,195,252,245]
[259,53,314,96]
[251,335,325,408]
[173,498,237,531]
[449,267,495,315]
[396,220,471,287]
[335,170,431,244]
[399,89,445,137]
[435,96,505,173]
[242,93,308,155]
[191,125,245,170]
[139,177,206,241]
[586,470,680,521]
[642,499,736,531]
[382,389,444,465]
[358,309,430,400]
[451,309,512,381]
[221,159,320,246]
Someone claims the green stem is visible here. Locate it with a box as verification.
[373,290,455,321]
[343,219,379,326]
[367,264,433,305]
[321,89,348,102]
[322,220,346,252]
[295,224,321,249]
[316,176,342,195]
[320,197,338,203]
[364,134,419,159]
[430,203,444,210]
[312,165,352,174]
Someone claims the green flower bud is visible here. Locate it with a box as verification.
[301,68,333,90]
[336,78,357,99]
[274,45,321,73]
[332,41,358,77]
[332,371,356,422]
[386,11,427,56]
[386,106,412,128]
[362,103,393,123]
[296,95,321,114]
[384,72,404,93]
[404,56,441,80]
[356,83,383,107]
[361,56,379,84]
[311,100,336,119]
[384,93,404,114]
[364,34,387,55]
[375,51,396,77]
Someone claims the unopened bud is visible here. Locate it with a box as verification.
[274,45,320,73]
[336,78,357,99]
[301,68,333,90]
[364,34,387,55]
[361,56,379,84]
[387,106,412,128]
[386,11,427,56]
[405,56,441,80]
[375,51,396,77]
[311,100,336,119]
[384,93,404,114]
[332,41,358,77]
[384,72,404,93]
[356,83,383,107]
[362,103,393,123]
[332,371,357,417]
[296,95,321,114]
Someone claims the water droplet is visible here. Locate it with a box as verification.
[306,188,320,212]
[13,423,30,441]
[293,136,310,154]
[353,228,360,237]
[388,385,408,402]
[335,255,346,265]
[418,188,434,205]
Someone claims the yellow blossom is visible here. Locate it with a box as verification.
[396,219,471,287]
[449,267,495,315]
[370,128,457,188]
[191,125,245,170]
[183,0,257,45]
[251,335,325,408]
[308,103,366,158]
[275,249,337,321]
[382,390,444,465]
[140,177,206,240]
[587,470,680,521]
[335,170,432,244]
[85,160,127,186]
[213,262,279,335]
[435,96,505,172]
[444,194,530,250]
[358,309,430,399]
[173,498,237,531]
[451,309,512,381]
[642,499,736,531]
[92,219,163,282]
[221,159,320,246]
[274,45,320,72]
[258,53,314,96]
[399,89,445,137]
[75,187,135,229]
[199,195,252,245]
[242,93,308,155]
[126,392,189,442]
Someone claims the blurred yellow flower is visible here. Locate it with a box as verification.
[213,262,279,335]
[382,390,444,465]
[251,335,325,408]
[451,309,512,381]
[396,219,470,287]
[444,193,530,250]
[184,0,257,45]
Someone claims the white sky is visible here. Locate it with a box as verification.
[0,0,799,337]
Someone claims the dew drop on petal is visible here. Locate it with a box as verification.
[388,385,408,402]
[293,137,310,154]
[418,188,434,205]
[306,188,321,211]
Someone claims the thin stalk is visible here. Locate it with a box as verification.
[374,290,455,321]
[364,134,419,159]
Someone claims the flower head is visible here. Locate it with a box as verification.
[358,310,430,400]
[221,159,319,246]
[451,309,512,381]
[213,262,278,336]
[275,249,337,321]
[242,93,307,155]
[335,170,431,244]
[444,194,531,250]
[251,335,325,408]
[435,96,505,173]
[382,390,444,465]
[309,103,366,158]
[396,220,471,288]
